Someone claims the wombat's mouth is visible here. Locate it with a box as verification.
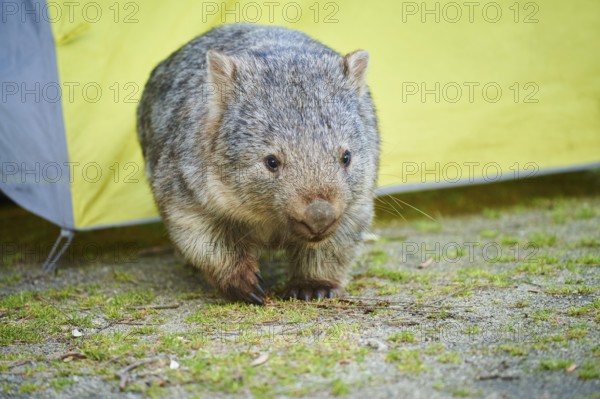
[288,218,339,243]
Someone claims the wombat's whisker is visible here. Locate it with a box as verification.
[374,197,407,221]
[391,197,437,222]
[373,203,405,220]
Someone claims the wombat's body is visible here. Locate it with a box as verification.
[137,24,379,304]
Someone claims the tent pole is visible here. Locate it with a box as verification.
[41,229,75,273]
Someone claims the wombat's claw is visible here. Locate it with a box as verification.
[244,281,267,305]
[255,271,264,284]
[254,283,266,297]
[281,288,298,300]
[282,286,336,301]
[247,292,264,305]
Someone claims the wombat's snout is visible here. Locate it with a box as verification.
[291,199,339,242]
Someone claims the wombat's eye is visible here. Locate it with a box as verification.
[341,150,352,167]
[265,155,280,172]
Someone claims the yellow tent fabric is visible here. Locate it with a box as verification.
[50,0,600,229]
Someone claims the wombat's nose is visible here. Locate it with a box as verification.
[303,200,337,235]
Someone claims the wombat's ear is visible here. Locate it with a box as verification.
[205,50,236,127]
[206,49,236,87]
[343,50,369,96]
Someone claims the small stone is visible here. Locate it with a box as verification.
[366,338,388,351]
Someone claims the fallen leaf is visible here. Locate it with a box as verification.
[249,353,269,367]
[418,258,434,268]
[565,363,577,373]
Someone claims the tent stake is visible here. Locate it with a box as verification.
[41,229,75,273]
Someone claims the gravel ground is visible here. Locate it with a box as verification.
[1,171,599,398]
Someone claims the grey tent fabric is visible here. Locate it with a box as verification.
[0,0,74,229]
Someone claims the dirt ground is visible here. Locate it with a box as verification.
[1,171,599,398]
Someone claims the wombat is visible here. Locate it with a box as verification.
[137,24,379,304]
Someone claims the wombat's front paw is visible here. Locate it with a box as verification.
[219,263,266,305]
[281,281,343,301]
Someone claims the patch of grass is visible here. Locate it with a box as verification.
[479,229,499,238]
[375,283,402,296]
[499,344,528,356]
[362,266,406,282]
[545,285,598,295]
[378,235,408,243]
[575,238,600,248]
[515,262,555,276]
[424,343,444,355]
[386,349,428,373]
[415,220,443,233]
[18,383,40,394]
[426,310,452,320]
[550,208,569,224]
[452,388,474,397]
[530,309,555,323]
[482,208,501,219]
[0,273,21,287]
[176,292,204,301]
[579,362,600,380]
[387,331,416,344]
[366,249,389,267]
[187,302,319,326]
[49,378,74,392]
[464,325,481,335]
[112,270,136,283]
[574,255,600,266]
[513,300,529,308]
[539,358,573,371]
[500,235,520,246]
[528,232,557,247]
[331,379,350,396]
[437,352,461,364]
[574,205,596,219]
[0,322,46,345]
[566,327,588,340]
[567,299,599,317]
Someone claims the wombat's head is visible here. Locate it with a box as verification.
[203,48,379,242]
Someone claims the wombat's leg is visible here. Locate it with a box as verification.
[167,215,266,305]
[283,240,356,301]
